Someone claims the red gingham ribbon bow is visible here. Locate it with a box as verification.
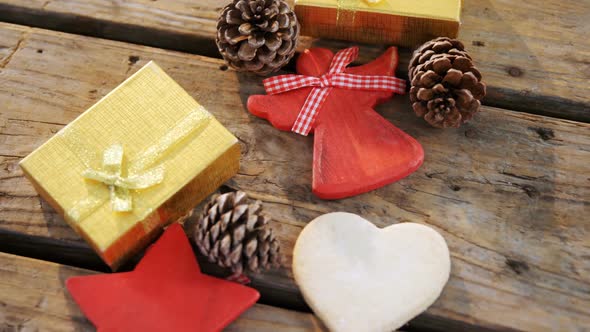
[262,47,407,136]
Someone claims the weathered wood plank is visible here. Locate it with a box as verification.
[0,23,589,331]
[0,0,588,122]
[0,252,325,332]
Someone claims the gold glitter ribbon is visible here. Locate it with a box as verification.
[65,109,212,222]
[336,0,384,27]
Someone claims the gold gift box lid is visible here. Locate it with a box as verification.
[20,61,240,269]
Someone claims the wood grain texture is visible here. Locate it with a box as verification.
[0,23,589,331]
[0,0,588,121]
[0,252,325,332]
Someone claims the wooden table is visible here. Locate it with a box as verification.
[0,1,588,331]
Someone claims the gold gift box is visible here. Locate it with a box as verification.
[20,62,240,269]
[295,0,462,47]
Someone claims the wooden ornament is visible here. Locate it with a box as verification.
[292,212,450,332]
[66,223,260,332]
[248,47,424,199]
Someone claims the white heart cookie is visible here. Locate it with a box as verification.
[293,212,450,332]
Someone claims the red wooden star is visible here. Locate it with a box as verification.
[248,47,424,199]
[66,223,260,332]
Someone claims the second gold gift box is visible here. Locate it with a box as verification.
[295,0,462,47]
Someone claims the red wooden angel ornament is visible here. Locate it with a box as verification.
[248,47,424,199]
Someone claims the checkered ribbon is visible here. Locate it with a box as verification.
[263,47,406,136]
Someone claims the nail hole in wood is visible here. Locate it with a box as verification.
[505,258,529,275]
[521,184,540,198]
[450,185,461,192]
[507,66,523,77]
[128,55,140,65]
[529,127,555,140]
[37,49,43,54]
[219,64,229,71]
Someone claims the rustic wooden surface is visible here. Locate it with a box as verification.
[0,0,588,122]
[0,251,325,332]
[1,23,589,331]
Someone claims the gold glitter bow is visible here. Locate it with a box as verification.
[65,109,212,222]
[82,144,165,212]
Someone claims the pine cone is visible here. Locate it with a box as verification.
[216,0,299,75]
[192,191,281,276]
[409,37,486,128]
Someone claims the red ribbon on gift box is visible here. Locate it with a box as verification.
[262,47,406,136]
